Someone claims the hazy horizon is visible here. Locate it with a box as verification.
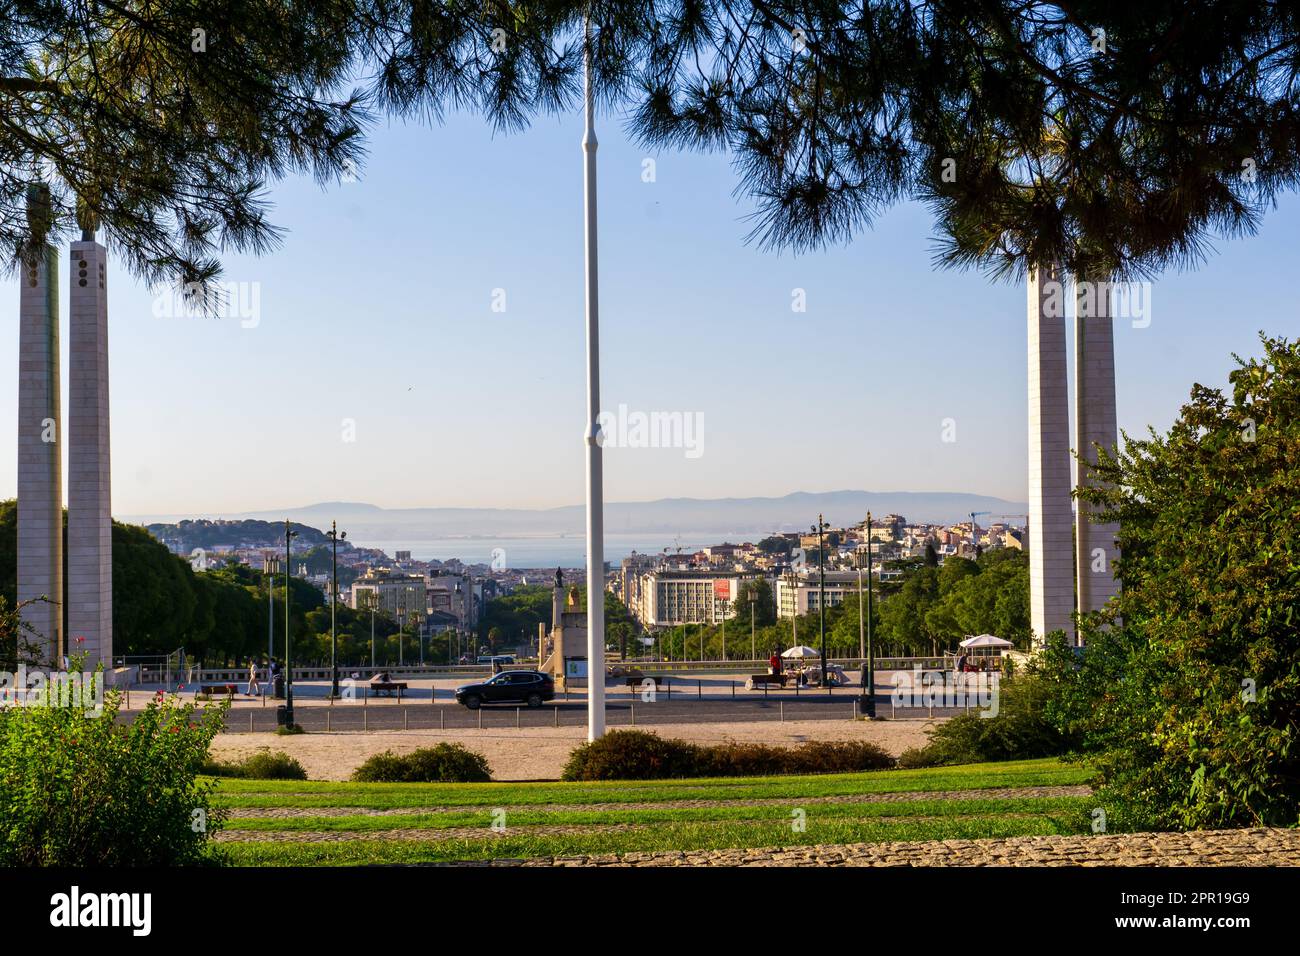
[3,108,1293,516]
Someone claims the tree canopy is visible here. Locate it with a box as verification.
[5,2,1298,289]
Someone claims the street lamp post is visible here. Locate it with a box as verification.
[859,512,878,718]
[749,592,756,660]
[283,520,298,727]
[814,514,829,693]
[266,551,273,674]
[397,594,405,667]
[326,521,346,698]
[368,593,376,669]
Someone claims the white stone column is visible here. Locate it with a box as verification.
[68,241,113,669]
[1027,263,1076,645]
[17,245,63,664]
[1074,277,1120,629]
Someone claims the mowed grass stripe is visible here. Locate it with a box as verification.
[224,784,1090,818]
[212,758,1091,810]
[217,795,1091,833]
[218,814,1089,866]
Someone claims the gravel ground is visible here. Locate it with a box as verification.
[482,828,1300,867]
[208,716,941,781]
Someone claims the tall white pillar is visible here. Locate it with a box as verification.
[68,239,113,670]
[581,22,605,740]
[1074,277,1120,630]
[17,243,63,664]
[1027,263,1075,645]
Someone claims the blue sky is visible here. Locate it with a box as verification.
[2,106,1297,517]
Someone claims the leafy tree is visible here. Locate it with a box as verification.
[731,578,775,628]
[1042,334,1300,830]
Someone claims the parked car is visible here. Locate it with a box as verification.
[475,655,516,666]
[455,670,554,709]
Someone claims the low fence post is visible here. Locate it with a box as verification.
[779,701,784,723]
[326,708,331,732]
[249,710,254,733]
[364,708,368,731]
[697,680,702,699]
[404,708,409,731]
[731,681,735,698]
[440,707,445,731]
[553,705,559,728]
[477,707,483,729]
[515,707,520,729]
[630,702,635,726]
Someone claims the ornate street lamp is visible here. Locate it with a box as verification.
[813,514,831,693]
[325,522,346,698]
[283,520,298,727]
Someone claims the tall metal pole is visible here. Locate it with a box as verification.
[369,595,375,669]
[816,514,828,692]
[582,16,606,741]
[857,562,865,659]
[789,567,798,648]
[750,594,756,660]
[266,552,273,672]
[329,521,340,698]
[865,511,876,717]
[284,521,295,726]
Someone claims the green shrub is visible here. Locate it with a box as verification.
[904,672,1074,767]
[896,747,944,769]
[202,749,306,780]
[561,731,701,781]
[561,730,894,781]
[1041,335,1300,831]
[0,680,228,866]
[351,744,491,783]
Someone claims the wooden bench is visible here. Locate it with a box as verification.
[625,675,668,691]
[746,673,789,689]
[197,683,237,698]
[369,682,408,698]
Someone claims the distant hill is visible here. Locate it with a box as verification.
[144,518,335,552]
[127,490,1028,541]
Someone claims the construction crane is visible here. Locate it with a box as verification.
[969,511,991,552]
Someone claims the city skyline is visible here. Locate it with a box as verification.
[2,110,1295,516]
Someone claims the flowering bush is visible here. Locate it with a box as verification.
[0,672,229,866]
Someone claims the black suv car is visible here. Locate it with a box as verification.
[455,671,555,709]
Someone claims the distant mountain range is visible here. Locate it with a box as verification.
[125,490,1028,540]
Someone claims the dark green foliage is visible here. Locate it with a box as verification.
[352,745,492,783]
[0,682,228,865]
[202,750,307,780]
[561,730,894,781]
[1040,334,1300,832]
[903,673,1076,768]
[7,5,1298,288]
[561,731,701,781]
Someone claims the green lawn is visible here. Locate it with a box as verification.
[211,758,1096,866]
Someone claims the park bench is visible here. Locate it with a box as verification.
[625,675,668,691]
[197,683,237,698]
[369,682,408,698]
[745,673,789,689]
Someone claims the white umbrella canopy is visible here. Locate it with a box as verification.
[959,634,1014,649]
[781,645,822,659]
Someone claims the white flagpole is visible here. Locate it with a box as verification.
[582,17,606,741]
